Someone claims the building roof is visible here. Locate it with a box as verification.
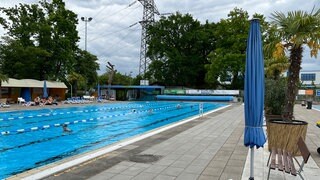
[2,78,67,88]
[99,85,165,89]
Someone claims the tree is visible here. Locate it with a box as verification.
[270,8,320,120]
[73,49,99,89]
[0,37,51,79]
[98,72,133,86]
[0,73,8,98]
[0,0,79,80]
[147,12,216,88]
[264,24,289,80]
[67,72,85,97]
[205,8,267,89]
[264,56,289,80]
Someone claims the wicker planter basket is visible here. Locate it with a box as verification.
[267,119,308,156]
[265,114,282,139]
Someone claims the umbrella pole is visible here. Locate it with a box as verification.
[249,147,254,180]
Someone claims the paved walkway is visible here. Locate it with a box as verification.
[12,104,320,179]
[242,104,320,180]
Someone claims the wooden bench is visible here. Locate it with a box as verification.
[267,137,310,180]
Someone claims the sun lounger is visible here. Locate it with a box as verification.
[97,97,109,103]
[0,98,10,108]
[17,97,26,105]
[63,97,84,104]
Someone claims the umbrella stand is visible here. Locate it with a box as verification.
[249,147,254,180]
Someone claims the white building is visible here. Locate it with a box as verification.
[298,70,320,87]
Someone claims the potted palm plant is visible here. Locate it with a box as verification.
[264,57,288,149]
[266,8,320,155]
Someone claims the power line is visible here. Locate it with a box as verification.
[77,1,138,33]
[88,26,131,42]
[96,27,141,58]
[109,30,141,54]
[87,4,140,42]
[90,0,113,19]
[89,1,138,27]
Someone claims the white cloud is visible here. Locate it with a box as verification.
[1,0,320,77]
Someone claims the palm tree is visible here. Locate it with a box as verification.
[270,7,320,121]
[0,74,9,98]
[265,56,289,80]
[67,72,86,97]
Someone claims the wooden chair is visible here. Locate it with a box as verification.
[267,137,310,180]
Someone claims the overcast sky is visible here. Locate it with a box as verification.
[1,0,319,77]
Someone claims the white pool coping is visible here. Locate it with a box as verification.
[8,104,231,180]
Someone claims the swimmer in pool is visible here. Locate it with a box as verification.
[62,124,72,132]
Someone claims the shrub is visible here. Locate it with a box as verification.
[265,78,286,115]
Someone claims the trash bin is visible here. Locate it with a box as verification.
[307,101,312,109]
[301,100,306,106]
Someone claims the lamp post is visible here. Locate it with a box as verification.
[81,17,93,51]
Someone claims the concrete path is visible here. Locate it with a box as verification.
[41,104,246,180]
[241,105,320,180]
[17,104,320,179]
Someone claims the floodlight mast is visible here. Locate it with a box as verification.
[81,17,93,51]
[138,0,160,77]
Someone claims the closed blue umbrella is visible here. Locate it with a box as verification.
[43,80,48,98]
[244,19,266,180]
[21,88,31,102]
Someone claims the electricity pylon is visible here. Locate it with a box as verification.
[138,0,160,76]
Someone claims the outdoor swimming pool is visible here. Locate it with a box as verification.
[0,101,227,179]
[313,105,320,111]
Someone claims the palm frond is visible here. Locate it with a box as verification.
[271,7,320,48]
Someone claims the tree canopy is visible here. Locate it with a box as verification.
[0,0,99,83]
[146,9,269,90]
[146,12,216,88]
[205,8,267,89]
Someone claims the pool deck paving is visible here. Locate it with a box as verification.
[7,103,320,180]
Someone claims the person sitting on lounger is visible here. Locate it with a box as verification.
[45,96,58,105]
[34,96,40,106]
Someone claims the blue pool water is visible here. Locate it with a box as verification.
[313,105,320,111]
[0,101,226,179]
